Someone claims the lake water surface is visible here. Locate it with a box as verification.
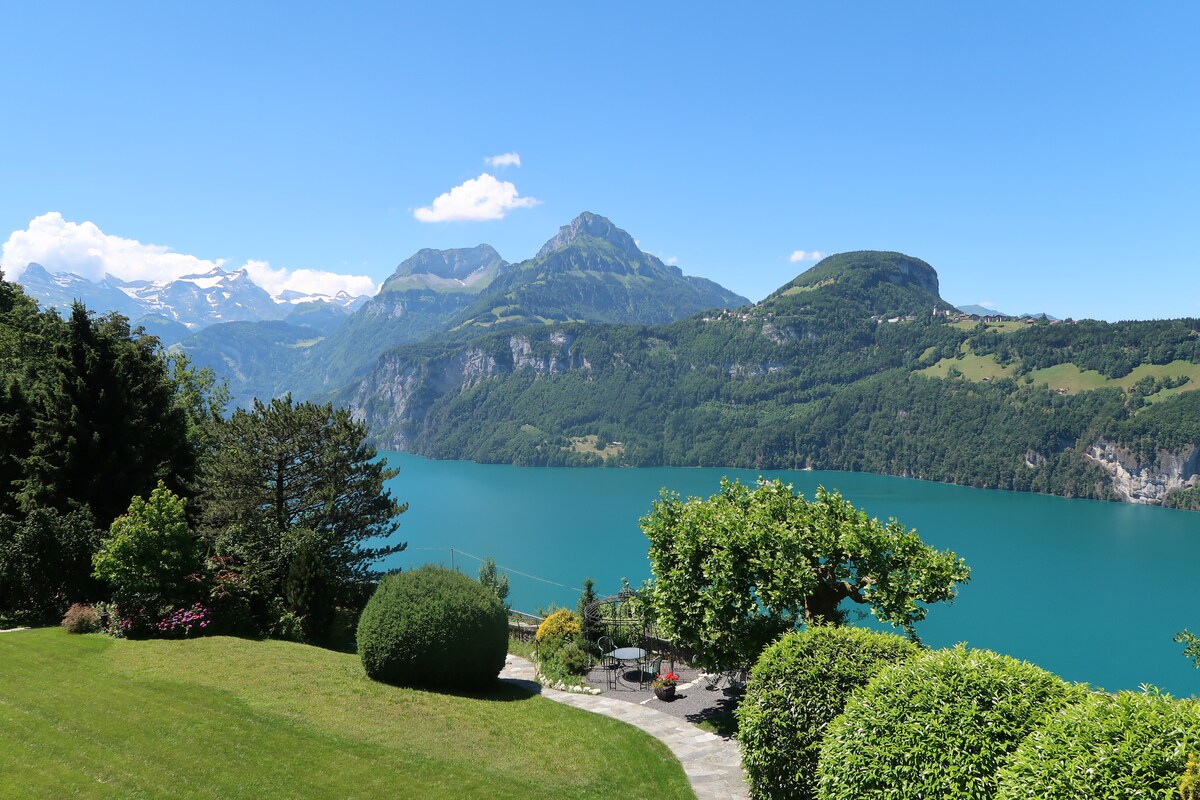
[377,451,1200,696]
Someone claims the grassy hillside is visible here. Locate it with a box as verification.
[0,629,691,799]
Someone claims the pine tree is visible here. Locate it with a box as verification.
[199,395,407,603]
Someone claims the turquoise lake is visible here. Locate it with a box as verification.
[377,451,1200,697]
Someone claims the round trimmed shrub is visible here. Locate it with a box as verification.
[817,645,1087,800]
[996,689,1200,799]
[357,565,508,689]
[738,626,920,800]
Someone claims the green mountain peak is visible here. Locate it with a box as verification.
[380,245,508,294]
[535,212,642,260]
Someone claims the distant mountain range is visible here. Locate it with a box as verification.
[12,263,368,344]
[6,214,1197,510]
[955,304,1058,321]
[166,213,748,407]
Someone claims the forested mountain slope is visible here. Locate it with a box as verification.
[346,251,1200,509]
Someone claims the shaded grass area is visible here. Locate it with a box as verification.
[0,629,692,800]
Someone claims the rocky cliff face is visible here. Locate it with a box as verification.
[1085,439,1200,504]
[350,330,590,449]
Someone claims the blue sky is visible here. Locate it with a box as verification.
[1,2,1196,319]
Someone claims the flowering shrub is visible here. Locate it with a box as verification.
[651,671,679,690]
[154,603,211,637]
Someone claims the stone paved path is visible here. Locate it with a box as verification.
[500,654,750,800]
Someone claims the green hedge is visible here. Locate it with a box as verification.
[996,689,1200,799]
[357,565,508,689]
[817,645,1086,800]
[737,626,919,800]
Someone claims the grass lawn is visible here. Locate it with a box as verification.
[0,629,693,800]
[918,352,1018,381]
[1026,360,1200,397]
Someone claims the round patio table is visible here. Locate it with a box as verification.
[608,647,648,685]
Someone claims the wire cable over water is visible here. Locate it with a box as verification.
[406,547,584,594]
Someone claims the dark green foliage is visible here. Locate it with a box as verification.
[577,577,596,620]
[19,303,193,527]
[357,565,507,689]
[285,536,336,642]
[0,508,102,621]
[995,689,1200,799]
[816,646,1087,800]
[538,636,591,685]
[1165,485,1200,511]
[198,395,407,606]
[737,627,919,800]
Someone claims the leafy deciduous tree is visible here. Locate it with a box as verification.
[641,479,970,672]
[92,482,198,612]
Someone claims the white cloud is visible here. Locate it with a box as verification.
[664,256,679,266]
[1,212,378,298]
[414,173,541,223]
[485,152,522,168]
[242,260,377,298]
[789,250,825,263]
[2,212,224,283]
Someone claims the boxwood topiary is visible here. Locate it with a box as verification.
[737,626,920,800]
[817,645,1087,800]
[357,565,508,689]
[996,688,1200,799]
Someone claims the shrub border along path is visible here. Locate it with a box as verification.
[501,655,749,800]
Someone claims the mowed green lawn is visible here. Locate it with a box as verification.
[0,629,693,799]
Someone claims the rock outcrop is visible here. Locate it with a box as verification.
[1084,439,1200,504]
[349,330,590,449]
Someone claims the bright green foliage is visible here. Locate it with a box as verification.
[1177,629,1200,668]
[817,646,1087,800]
[641,479,969,672]
[737,626,919,800]
[357,565,507,689]
[995,689,1200,799]
[536,608,581,643]
[477,555,510,612]
[199,395,407,605]
[92,482,197,612]
[0,507,101,621]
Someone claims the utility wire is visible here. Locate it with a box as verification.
[406,546,584,594]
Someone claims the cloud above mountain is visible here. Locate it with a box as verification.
[1,212,376,298]
[414,173,540,222]
[485,152,521,168]
[789,250,825,263]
